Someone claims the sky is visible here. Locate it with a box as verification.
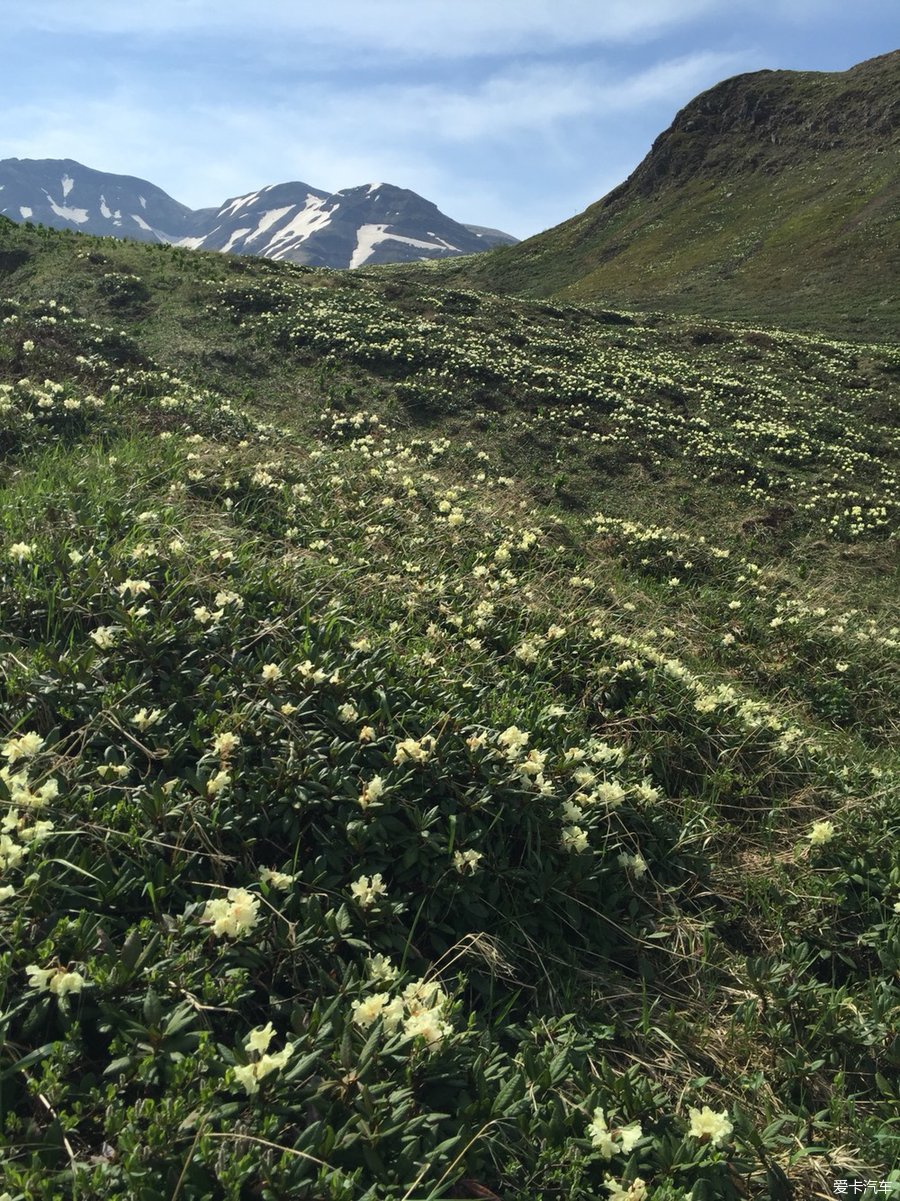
[2,1,897,239]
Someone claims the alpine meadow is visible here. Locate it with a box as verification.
[0,47,899,1201]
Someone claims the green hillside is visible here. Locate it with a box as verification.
[0,217,898,1200]
[419,51,900,340]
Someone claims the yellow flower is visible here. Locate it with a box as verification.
[117,578,151,598]
[497,726,529,759]
[2,731,45,763]
[90,626,118,650]
[233,1063,259,1095]
[261,663,283,682]
[245,1022,276,1054]
[687,1104,733,1147]
[359,775,386,809]
[8,542,35,562]
[212,731,240,758]
[587,1108,618,1158]
[604,1177,648,1201]
[202,888,260,938]
[352,993,390,1028]
[808,820,835,846]
[131,707,162,731]
[561,825,589,853]
[452,849,483,874]
[393,736,433,765]
[206,770,231,796]
[366,953,399,986]
[260,867,295,891]
[403,1008,451,1049]
[350,873,388,908]
[619,1122,643,1153]
[27,963,87,996]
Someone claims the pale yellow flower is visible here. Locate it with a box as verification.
[206,769,231,796]
[202,888,260,938]
[260,867,296,890]
[452,849,483,874]
[561,825,589,853]
[131,707,162,731]
[117,578,151,598]
[212,731,240,758]
[587,1108,618,1158]
[350,873,388,908]
[359,775,386,809]
[352,992,389,1028]
[245,1022,275,1054]
[687,1105,733,1147]
[2,731,45,763]
[366,953,399,986]
[808,820,835,846]
[604,1177,647,1201]
[27,963,87,996]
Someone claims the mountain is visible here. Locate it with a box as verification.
[177,180,517,267]
[436,51,900,338]
[0,158,197,243]
[0,157,517,267]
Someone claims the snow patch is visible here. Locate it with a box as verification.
[349,224,458,268]
[47,198,89,224]
[139,195,147,209]
[99,196,112,219]
[221,191,261,218]
[19,206,33,218]
[244,205,293,244]
[176,235,208,250]
[61,174,74,198]
[265,200,331,258]
[221,226,253,253]
[131,213,153,231]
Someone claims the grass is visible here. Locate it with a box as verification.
[0,217,898,1200]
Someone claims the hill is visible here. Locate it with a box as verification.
[0,158,517,267]
[0,216,898,1199]
[426,51,900,339]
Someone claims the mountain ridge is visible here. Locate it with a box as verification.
[0,157,517,268]
[426,50,900,339]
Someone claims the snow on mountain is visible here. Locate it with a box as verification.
[0,159,518,267]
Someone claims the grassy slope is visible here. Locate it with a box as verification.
[0,219,899,1200]
[418,53,900,341]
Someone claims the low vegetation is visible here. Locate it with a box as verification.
[0,218,898,1199]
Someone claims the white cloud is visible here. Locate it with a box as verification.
[12,0,725,55]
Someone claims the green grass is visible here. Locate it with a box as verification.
[0,218,898,1200]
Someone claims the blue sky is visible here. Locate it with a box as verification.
[3,1,897,238]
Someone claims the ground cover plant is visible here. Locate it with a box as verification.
[0,217,898,1199]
